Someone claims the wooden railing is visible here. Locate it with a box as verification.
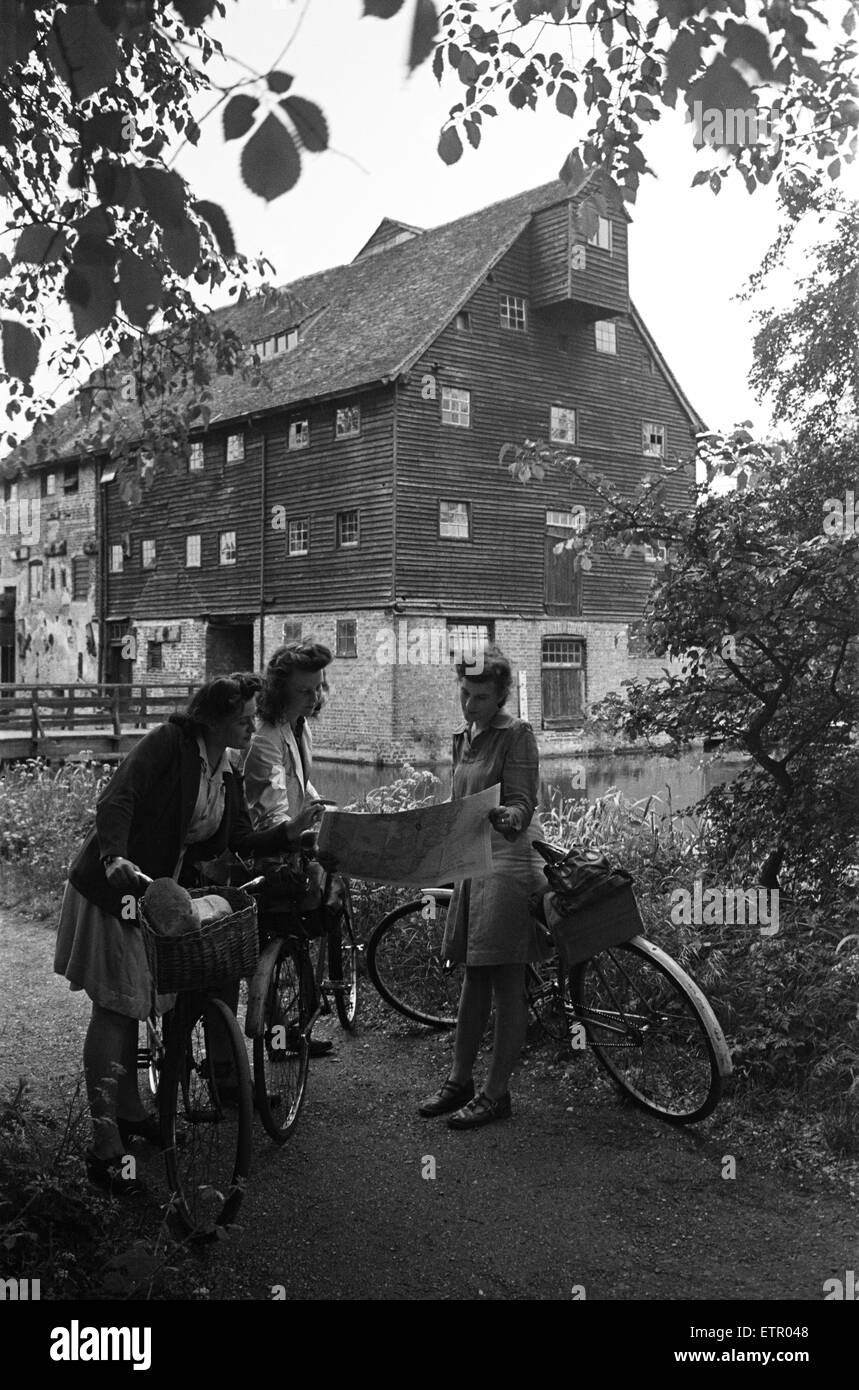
[0,683,199,755]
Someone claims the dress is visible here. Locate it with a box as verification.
[440,712,547,967]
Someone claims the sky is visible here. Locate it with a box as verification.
[4,0,858,439]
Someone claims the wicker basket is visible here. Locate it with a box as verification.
[543,884,644,968]
[140,886,259,992]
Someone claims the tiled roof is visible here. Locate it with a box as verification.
[7,173,705,471]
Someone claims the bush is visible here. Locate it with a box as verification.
[0,759,110,911]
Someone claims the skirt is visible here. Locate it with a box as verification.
[54,881,174,1021]
[441,814,551,967]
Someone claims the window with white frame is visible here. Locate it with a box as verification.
[643,542,668,564]
[550,406,577,444]
[189,440,204,471]
[186,534,201,568]
[41,471,56,497]
[336,509,359,547]
[28,561,43,601]
[542,635,584,666]
[109,543,124,573]
[546,507,587,532]
[642,421,665,458]
[499,293,527,331]
[336,618,357,658]
[441,386,471,428]
[226,433,245,463]
[447,619,494,665]
[439,500,470,540]
[142,539,156,569]
[252,327,299,359]
[335,405,361,439]
[288,518,309,556]
[594,320,617,355]
[587,216,613,252]
[220,531,237,565]
[288,419,310,450]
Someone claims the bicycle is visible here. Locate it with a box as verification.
[366,869,733,1126]
[245,869,360,1144]
[135,873,263,1242]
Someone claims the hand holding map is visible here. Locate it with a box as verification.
[315,785,501,886]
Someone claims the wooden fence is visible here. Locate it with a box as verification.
[0,683,199,760]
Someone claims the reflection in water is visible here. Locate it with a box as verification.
[316,751,745,814]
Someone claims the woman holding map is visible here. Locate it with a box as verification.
[418,646,547,1130]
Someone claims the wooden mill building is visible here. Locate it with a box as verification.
[0,174,704,760]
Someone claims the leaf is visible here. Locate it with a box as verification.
[464,117,480,149]
[724,22,775,83]
[171,0,220,22]
[223,94,259,141]
[363,0,406,14]
[135,167,187,228]
[2,319,39,381]
[459,51,479,85]
[267,70,293,93]
[47,6,120,103]
[14,224,68,265]
[241,113,301,201]
[64,263,117,338]
[163,217,200,277]
[556,83,577,118]
[0,0,39,76]
[195,200,236,258]
[559,147,585,188]
[664,28,704,108]
[691,169,709,187]
[437,124,463,165]
[118,252,163,327]
[686,55,754,125]
[280,96,328,152]
[0,253,10,277]
[409,0,438,71]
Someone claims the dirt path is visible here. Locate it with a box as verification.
[3,908,856,1301]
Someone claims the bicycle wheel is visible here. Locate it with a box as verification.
[252,938,311,1143]
[161,995,253,1240]
[328,882,359,1031]
[570,936,732,1124]
[527,955,571,1041]
[367,897,462,1029]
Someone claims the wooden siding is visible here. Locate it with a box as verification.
[394,231,695,621]
[103,386,395,621]
[530,185,629,316]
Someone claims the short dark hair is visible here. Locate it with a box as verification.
[257,642,332,724]
[181,672,261,731]
[455,645,513,705]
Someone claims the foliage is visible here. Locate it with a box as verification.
[0,757,111,909]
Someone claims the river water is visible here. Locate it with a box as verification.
[315,749,745,814]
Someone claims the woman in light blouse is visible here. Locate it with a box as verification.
[56,675,306,1196]
[419,647,547,1129]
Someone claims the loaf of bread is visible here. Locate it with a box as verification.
[192,894,234,927]
[143,879,197,937]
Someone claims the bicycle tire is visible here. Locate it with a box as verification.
[161,995,253,1240]
[252,937,311,1143]
[329,881,359,1031]
[570,935,732,1125]
[367,897,462,1029]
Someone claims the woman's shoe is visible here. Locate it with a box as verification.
[85,1150,147,1198]
[447,1091,512,1129]
[117,1114,162,1147]
[418,1078,475,1117]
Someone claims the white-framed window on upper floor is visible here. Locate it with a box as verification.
[142,538,156,569]
[40,471,56,498]
[549,406,577,444]
[335,404,361,439]
[28,560,43,601]
[594,320,617,355]
[336,509,359,548]
[109,543,124,573]
[642,421,666,458]
[186,534,201,568]
[288,419,310,450]
[226,433,245,463]
[587,216,613,252]
[288,518,309,556]
[189,440,204,471]
[499,293,527,331]
[439,499,471,540]
[643,542,668,564]
[220,530,237,565]
[441,386,471,428]
[546,507,587,532]
[253,327,299,359]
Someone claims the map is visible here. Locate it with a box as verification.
[316,785,501,886]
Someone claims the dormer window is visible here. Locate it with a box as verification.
[253,327,299,359]
[226,433,245,463]
[587,217,613,253]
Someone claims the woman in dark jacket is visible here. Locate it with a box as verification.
[56,674,303,1196]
